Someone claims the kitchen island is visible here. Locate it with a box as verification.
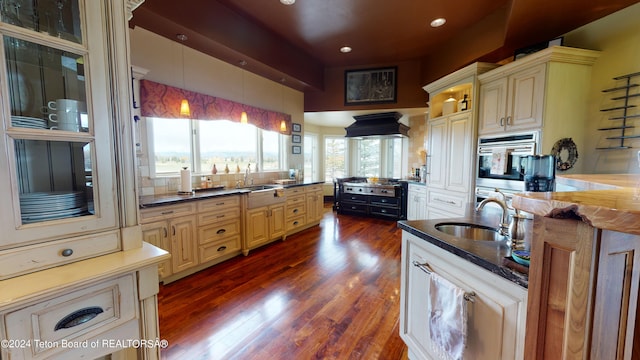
[512,174,640,360]
[397,208,529,360]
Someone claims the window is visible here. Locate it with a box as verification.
[357,138,380,177]
[304,133,319,181]
[149,118,285,176]
[324,136,347,182]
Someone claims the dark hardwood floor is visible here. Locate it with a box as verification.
[157,203,408,359]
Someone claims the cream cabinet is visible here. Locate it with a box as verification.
[477,47,600,172]
[285,188,307,234]
[423,63,497,219]
[400,231,527,360]
[0,0,141,279]
[305,185,324,225]
[140,195,243,282]
[478,64,545,134]
[197,196,242,264]
[245,204,286,254]
[407,183,427,220]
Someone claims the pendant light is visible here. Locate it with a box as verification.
[240,60,248,124]
[177,34,190,118]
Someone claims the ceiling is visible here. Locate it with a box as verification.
[130,0,640,122]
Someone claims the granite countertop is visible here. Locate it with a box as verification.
[139,181,324,208]
[513,174,640,235]
[398,209,530,288]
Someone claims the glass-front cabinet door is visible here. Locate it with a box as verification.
[0,1,118,249]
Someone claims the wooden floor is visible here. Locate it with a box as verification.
[157,203,408,359]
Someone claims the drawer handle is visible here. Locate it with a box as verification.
[161,210,174,215]
[293,209,299,213]
[216,229,226,235]
[61,248,74,257]
[217,246,227,252]
[55,307,104,331]
[217,214,225,218]
[293,221,299,225]
[411,261,476,302]
[216,202,225,206]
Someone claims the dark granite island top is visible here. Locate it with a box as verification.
[397,209,530,288]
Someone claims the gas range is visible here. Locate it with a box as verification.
[342,182,399,197]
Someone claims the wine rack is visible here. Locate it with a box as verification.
[597,71,640,149]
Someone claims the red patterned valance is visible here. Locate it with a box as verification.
[139,79,292,135]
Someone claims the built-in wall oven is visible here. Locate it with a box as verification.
[475,131,539,204]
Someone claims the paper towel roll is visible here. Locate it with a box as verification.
[179,167,192,193]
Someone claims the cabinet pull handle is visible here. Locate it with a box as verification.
[506,116,512,125]
[55,307,104,330]
[216,202,225,206]
[161,210,174,215]
[217,214,225,218]
[163,227,168,238]
[293,221,299,225]
[172,226,176,236]
[61,248,74,257]
[500,117,505,126]
[216,228,226,235]
[412,261,476,302]
[293,208,298,213]
[217,246,227,252]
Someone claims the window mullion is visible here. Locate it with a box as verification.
[191,120,200,173]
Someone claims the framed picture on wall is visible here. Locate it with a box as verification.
[292,145,301,154]
[345,66,397,105]
[292,123,302,132]
[292,134,301,143]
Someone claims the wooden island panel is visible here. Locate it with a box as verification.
[524,217,596,360]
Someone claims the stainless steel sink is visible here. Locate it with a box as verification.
[245,185,284,208]
[435,222,509,241]
[244,184,279,191]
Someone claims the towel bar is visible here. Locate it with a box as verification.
[412,260,476,302]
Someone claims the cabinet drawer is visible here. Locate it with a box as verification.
[198,219,241,245]
[305,184,323,193]
[199,235,241,263]
[197,207,241,226]
[140,202,196,223]
[286,215,307,232]
[427,190,467,215]
[284,187,305,196]
[0,232,120,280]
[196,195,240,213]
[341,202,368,213]
[341,194,368,203]
[370,206,400,217]
[286,202,306,218]
[408,183,426,193]
[370,196,400,207]
[286,193,306,206]
[4,274,137,359]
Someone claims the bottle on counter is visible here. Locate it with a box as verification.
[212,164,217,174]
[224,164,229,174]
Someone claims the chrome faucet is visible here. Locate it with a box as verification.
[476,197,510,237]
[244,164,252,186]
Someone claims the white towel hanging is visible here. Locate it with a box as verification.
[427,271,468,360]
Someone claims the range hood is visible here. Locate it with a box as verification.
[345,112,410,138]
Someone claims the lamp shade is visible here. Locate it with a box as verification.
[280,119,287,132]
[180,99,191,117]
[240,111,248,124]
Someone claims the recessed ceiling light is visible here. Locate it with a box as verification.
[340,46,352,53]
[430,18,446,27]
[280,0,295,5]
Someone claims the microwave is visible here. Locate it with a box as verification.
[476,131,539,193]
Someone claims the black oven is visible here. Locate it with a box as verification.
[476,131,539,194]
